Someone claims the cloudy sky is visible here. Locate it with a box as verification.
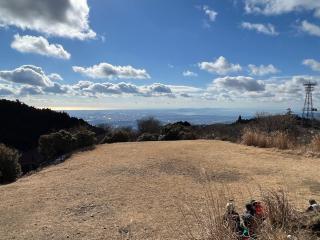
[0,0,320,110]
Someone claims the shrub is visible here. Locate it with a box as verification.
[137,117,161,134]
[103,128,136,143]
[254,113,299,134]
[39,130,75,160]
[160,122,195,141]
[137,133,159,142]
[0,144,21,183]
[74,129,96,148]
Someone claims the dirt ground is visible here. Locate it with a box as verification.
[1,140,320,240]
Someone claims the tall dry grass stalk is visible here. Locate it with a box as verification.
[177,185,316,240]
[272,131,290,150]
[176,184,240,240]
[311,134,320,152]
[241,128,269,148]
[241,128,291,150]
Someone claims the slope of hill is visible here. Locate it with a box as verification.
[0,140,319,239]
[0,99,97,151]
[0,140,320,239]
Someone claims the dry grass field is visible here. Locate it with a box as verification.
[1,140,320,240]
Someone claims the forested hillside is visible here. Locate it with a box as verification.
[0,99,97,151]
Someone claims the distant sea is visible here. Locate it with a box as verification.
[65,108,259,128]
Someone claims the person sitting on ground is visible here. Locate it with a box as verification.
[223,201,242,235]
[242,203,257,239]
[252,200,266,222]
[307,199,320,212]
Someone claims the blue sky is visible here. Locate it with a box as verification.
[0,0,320,110]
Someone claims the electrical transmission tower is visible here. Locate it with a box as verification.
[302,81,317,120]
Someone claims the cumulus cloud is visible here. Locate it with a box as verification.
[303,59,320,71]
[0,65,55,87]
[70,81,175,98]
[11,34,71,59]
[0,86,15,96]
[210,76,265,92]
[19,86,44,96]
[248,64,279,76]
[199,56,242,75]
[273,75,317,96]
[241,22,279,36]
[0,0,96,40]
[43,82,70,94]
[48,73,63,81]
[300,20,320,37]
[80,82,140,96]
[146,83,172,94]
[183,70,198,77]
[73,62,151,80]
[244,0,320,18]
[203,75,320,102]
[203,6,218,22]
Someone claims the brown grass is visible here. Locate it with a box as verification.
[311,134,320,152]
[241,128,270,148]
[272,131,291,150]
[179,186,316,240]
[242,128,291,150]
[0,140,320,239]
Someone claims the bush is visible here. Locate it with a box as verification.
[160,122,195,141]
[137,133,159,142]
[103,127,137,143]
[74,129,96,148]
[0,144,21,183]
[137,117,161,134]
[39,130,75,160]
[254,113,299,134]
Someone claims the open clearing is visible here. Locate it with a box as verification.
[1,140,320,240]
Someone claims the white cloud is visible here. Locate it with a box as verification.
[0,0,96,40]
[248,64,279,76]
[43,82,70,94]
[73,62,151,80]
[210,76,265,92]
[11,34,71,59]
[183,70,198,77]
[80,82,140,96]
[19,86,44,96]
[203,75,320,102]
[0,86,16,96]
[300,20,320,37]
[71,81,176,98]
[244,0,320,18]
[303,59,320,71]
[203,6,218,22]
[0,65,55,87]
[241,22,279,36]
[140,83,174,97]
[199,56,242,75]
[48,73,63,81]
